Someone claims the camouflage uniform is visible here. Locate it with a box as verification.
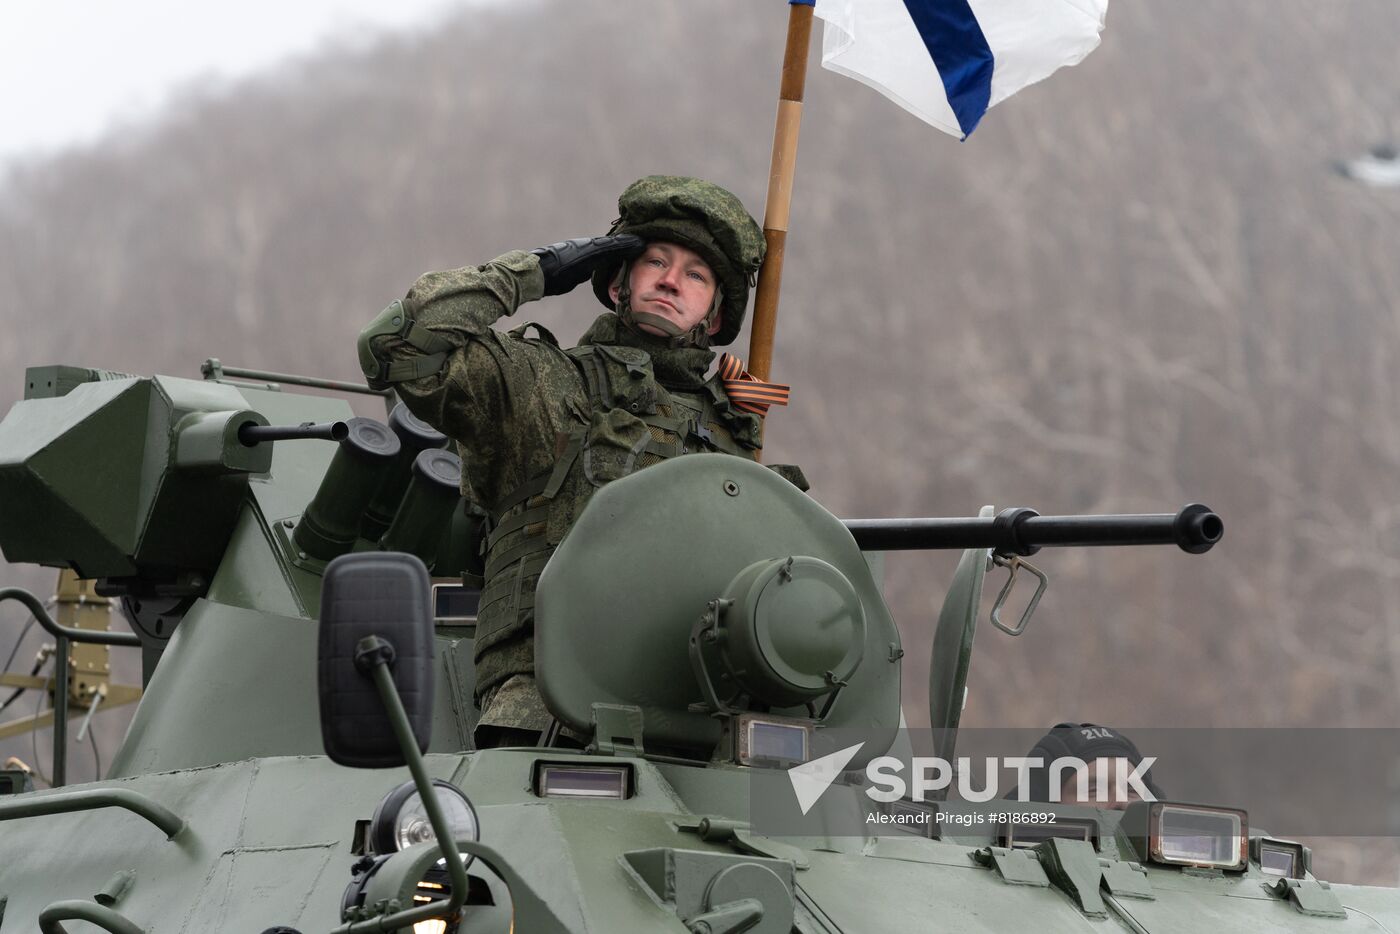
[359,177,771,737]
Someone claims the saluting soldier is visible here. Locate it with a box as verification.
[358,176,795,746]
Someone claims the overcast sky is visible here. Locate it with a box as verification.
[1,0,473,167]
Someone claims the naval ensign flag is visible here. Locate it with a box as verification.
[800,0,1107,138]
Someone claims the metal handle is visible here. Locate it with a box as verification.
[0,588,140,646]
[39,899,145,934]
[201,358,394,399]
[988,553,1049,637]
[0,588,140,786]
[0,787,185,839]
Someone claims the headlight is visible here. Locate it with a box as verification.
[369,779,479,857]
[880,799,939,838]
[1156,804,1246,868]
[533,763,633,799]
[737,714,811,768]
[997,815,1099,851]
[1123,801,1248,871]
[1252,836,1307,879]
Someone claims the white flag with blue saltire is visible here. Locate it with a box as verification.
[807,0,1108,139]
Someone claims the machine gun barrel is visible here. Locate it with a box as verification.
[237,421,349,446]
[843,503,1222,555]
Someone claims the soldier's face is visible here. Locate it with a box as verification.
[611,242,720,337]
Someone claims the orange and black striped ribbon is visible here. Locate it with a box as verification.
[717,353,791,417]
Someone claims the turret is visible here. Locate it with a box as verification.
[533,454,1221,769]
[0,367,275,585]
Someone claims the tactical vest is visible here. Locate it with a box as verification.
[472,338,760,697]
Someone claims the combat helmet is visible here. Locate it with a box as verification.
[1014,722,1164,803]
[591,175,765,347]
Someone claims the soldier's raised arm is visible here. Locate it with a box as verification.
[355,238,643,443]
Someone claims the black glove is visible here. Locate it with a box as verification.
[530,234,645,297]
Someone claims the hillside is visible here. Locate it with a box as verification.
[2,0,1398,879]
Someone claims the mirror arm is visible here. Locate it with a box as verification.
[334,637,469,934]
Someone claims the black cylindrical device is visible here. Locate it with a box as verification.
[360,404,449,542]
[379,449,463,567]
[843,503,1223,555]
[237,421,349,445]
[293,418,401,561]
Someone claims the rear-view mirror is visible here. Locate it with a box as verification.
[318,552,435,768]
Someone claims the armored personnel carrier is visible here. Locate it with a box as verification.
[0,360,1393,932]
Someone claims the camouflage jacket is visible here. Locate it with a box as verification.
[364,250,765,729]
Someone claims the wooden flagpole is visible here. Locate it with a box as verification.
[748,1,815,385]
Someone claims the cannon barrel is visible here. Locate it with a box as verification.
[237,420,349,445]
[843,503,1222,555]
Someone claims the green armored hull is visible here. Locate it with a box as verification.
[9,751,1400,931]
[0,366,1395,932]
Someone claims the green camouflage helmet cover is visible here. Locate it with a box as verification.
[591,175,765,347]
